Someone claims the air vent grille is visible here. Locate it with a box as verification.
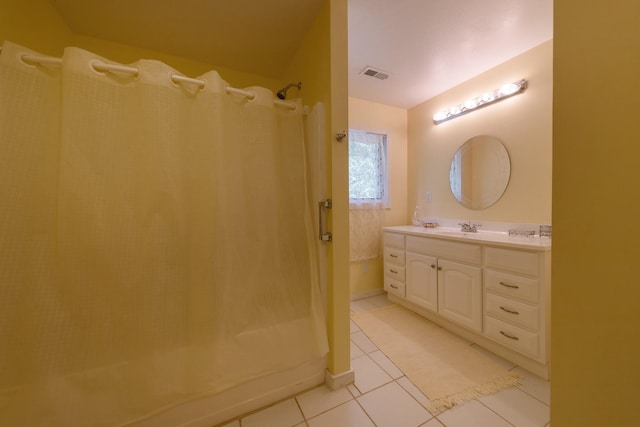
[361,66,389,80]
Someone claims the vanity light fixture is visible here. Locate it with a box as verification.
[433,79,527,125]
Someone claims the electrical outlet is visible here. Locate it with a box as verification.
[426,191,432,203]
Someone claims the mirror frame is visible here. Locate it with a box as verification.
[449,135,511,210]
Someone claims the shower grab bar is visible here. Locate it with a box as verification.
[318,199,332,242]
[14,52,297,110]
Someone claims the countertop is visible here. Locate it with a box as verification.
[384,225,552,251]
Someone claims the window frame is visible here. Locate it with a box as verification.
[348,129,389,206]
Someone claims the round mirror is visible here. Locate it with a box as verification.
[449,135,511,209]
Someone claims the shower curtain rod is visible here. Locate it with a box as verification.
[2,49,297,111]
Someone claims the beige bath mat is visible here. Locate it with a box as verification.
[351,304,520,412]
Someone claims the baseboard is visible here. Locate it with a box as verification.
[350,288,385,301]
[324,368,355,390]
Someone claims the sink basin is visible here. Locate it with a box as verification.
[431,230,472,237]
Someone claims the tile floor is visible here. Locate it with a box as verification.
[221,294,550,427]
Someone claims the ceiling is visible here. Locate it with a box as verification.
[349,0,553,108]
[51,0,553,109]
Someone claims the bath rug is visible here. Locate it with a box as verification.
[351,304,520,412]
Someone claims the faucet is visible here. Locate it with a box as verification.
[459,222,481,233]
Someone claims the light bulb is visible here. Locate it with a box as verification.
[500,82,519,96]
[433,110,448,122]
[481,92,495,103]
[464,98,478,109]
[449,105,461,115]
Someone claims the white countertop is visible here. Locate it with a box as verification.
[384,225,552,251]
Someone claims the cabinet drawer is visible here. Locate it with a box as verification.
[485,293,539,331]
[484,269,539,303]
[485,316,539,359]
[484,247,539,276]
[384,277,405,298]
[384,264,405,281]
[384,232,405,249]
[406,236,481,265]
[384,247,405,265]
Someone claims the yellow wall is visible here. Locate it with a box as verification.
[0,0,72,55]
[552,2,640,425]
[0,0,281,91]
[327,0,351,376]
[408,40,553,224]
[348,97,408,296]
[2,0,352,380]
[284,0,350,376]
[70,34,282,90]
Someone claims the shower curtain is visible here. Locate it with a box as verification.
[0,41,327,426]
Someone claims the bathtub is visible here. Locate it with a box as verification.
[131,357,327,426]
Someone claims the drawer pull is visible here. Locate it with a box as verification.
[500,306,520,315]
[390,254,398,258]
[499,281,520,289]
[500,330,520,340]
[390,284,398,289]
[390,269,398,274]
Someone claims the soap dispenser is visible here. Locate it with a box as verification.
[412,204,422,226]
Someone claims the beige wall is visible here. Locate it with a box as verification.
[348,97,408,296]
[552,2,640,425]
[408,40,553,224]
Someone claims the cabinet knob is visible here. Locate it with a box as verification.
[437,266,442,271]
[430,264,436,269]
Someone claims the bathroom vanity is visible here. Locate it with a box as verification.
[383,225,551,379]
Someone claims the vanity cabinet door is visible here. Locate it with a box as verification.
[405,252,438,312]
[437,259,483,332]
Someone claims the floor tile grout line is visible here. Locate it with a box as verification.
[507,366,551,407]
[395,376,440,417]
[300,397,354,424]
[474,396,518,427]
[367,348,404,379]
[513,386,551,408]
[352,390,381,427]
[350,336,377,356]
[293,393,308,424]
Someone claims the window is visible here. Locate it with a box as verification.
[348,130,387,203]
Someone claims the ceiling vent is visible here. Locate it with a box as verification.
[361,66,389,80]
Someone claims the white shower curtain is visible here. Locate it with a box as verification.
[0,41,327,426]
